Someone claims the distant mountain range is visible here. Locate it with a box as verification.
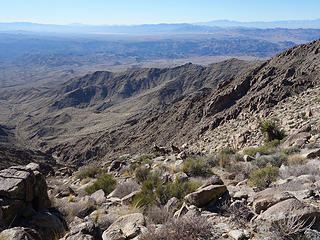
[196,19,320,29]
[0,19,320,35]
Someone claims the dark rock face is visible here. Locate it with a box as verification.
[0,145,57,175]
[0,163,67,240]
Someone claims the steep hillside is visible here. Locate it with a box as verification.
[47,39,320,165]
[0,59,255,166]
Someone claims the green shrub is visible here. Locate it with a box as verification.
[249,165,279,188]
[244,139,280,156]
[85,174,117,195]
[282,146,300,155]
[156,179,201,205]
[132,180,157,207]
[135,167,151,183]
[76,166,103,180]
[137,154,154,164]
[260,119,286,142]
[253,152,287,168]
[182,157,212,177]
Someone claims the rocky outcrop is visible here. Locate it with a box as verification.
[0,163,67,240]
[250,188,296,214]
[257,198,320,230]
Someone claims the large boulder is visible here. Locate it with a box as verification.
[61,219,100,240]
[0,164,68,240]
[0,227,42,240]
[0,164,50,226]
[102,213,145,240]
[184,185,227,207]
[250,188,296,214]
[257,198,320,230]
[28,209,68,240]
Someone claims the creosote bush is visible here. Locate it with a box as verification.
[132,175,200,208]
[249,165,279,188]
[260,119,286,142]
[182,157,213,177]
[85,174,117,195]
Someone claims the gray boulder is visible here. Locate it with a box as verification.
[0,164,50,226]
[91,189,106,205]
[0,227,41,240]
[184,185,227,207]
[102,213,145,240]
[250,188,295,214]
[257,198,320,230]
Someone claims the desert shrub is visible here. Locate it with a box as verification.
[244,139,280,156]
[279,161,320,179]
[109,180,140,198]
[156,179,201,205]
[132,180,157,207]
[216,147,239,168]
[182,157,213,177]
[253,152,287,168]
[249,165,279,188]
[145,205,173,224]
[76,166,104,180]
[260,119,286,142]
[85,174,117,195]
[282,146,300,155]
[135,167,151,183]
[137,154,154,164]
[285,154,308,166]
[140,215,214,240]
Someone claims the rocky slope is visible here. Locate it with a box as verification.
[0,59,256,166]
[45,39,320,165]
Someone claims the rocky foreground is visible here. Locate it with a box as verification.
[1,120,320,240]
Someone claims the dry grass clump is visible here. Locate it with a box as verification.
[140,215,214,240]
[145,205,173,224]
[285,154,308,166]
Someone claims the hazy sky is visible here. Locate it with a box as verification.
[2,0,320,25]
